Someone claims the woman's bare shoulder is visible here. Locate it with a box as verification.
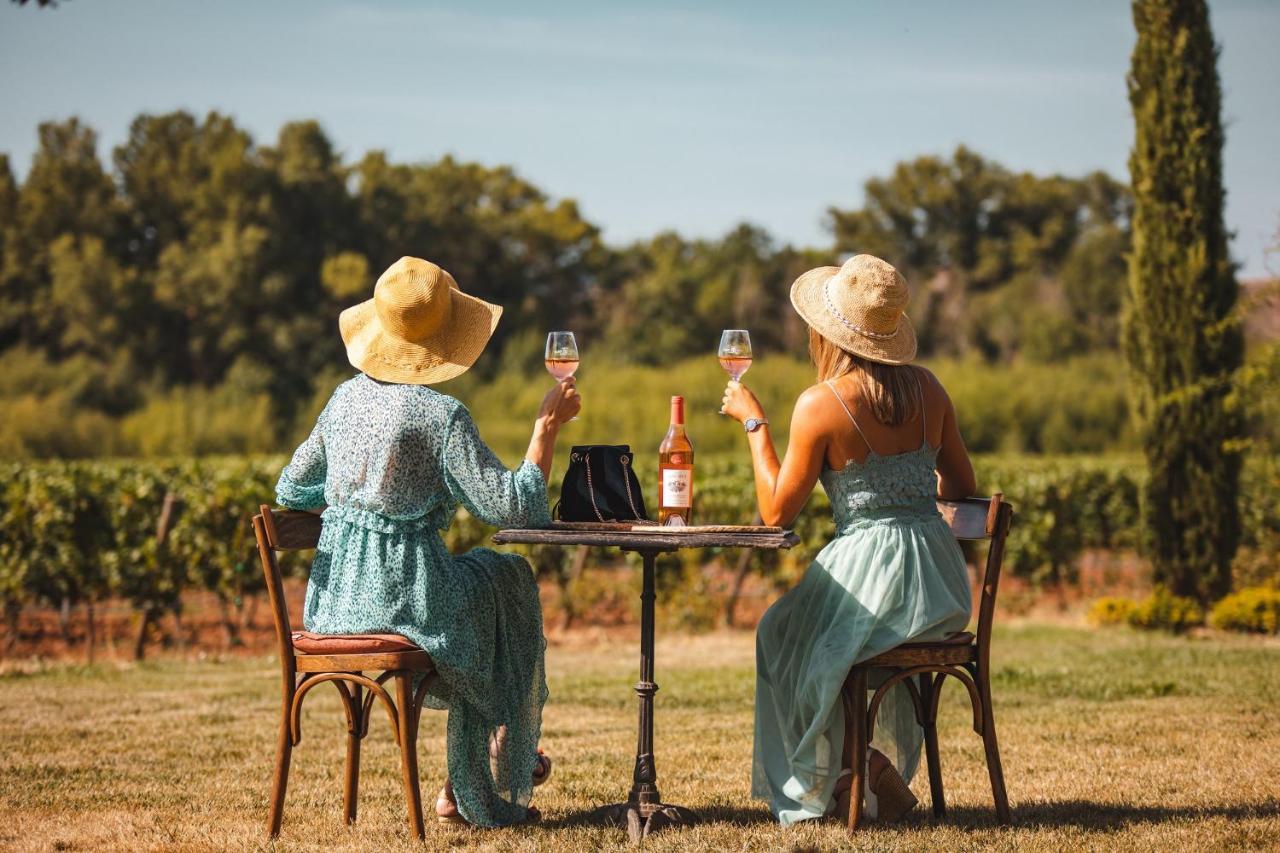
[913,366,952,401]
[794,381,835,413]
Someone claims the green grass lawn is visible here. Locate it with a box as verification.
[2,623,1278,851]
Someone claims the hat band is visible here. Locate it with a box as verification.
[823,279,900,340]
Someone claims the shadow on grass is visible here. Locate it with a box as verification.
[540,801,774,830]
[911,798,1280,831]
[541,798,1280,834]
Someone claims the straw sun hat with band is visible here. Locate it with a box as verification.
[339,256,502,385]
[789,254,917,365]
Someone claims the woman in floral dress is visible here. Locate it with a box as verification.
[276,256,580,827]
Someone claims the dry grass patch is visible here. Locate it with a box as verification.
[1,623,1278,851]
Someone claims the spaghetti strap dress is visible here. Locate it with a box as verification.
[275,373,550,827]
[752,381,972,825]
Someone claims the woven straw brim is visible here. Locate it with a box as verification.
[339,289,502,385]
[789,266,917,365]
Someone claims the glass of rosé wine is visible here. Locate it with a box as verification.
[545,331,579,420]
[718,329,753,382]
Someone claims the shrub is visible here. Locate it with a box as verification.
[1209,587,1280,635]
[1127,586,1203,633]
[1089,596,1137,627]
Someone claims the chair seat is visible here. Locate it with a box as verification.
[295,650,437,675]
[863,631,976,666]
[291,631,420,655]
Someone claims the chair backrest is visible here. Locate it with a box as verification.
[252,506,322,667]
[934,494,1014,671]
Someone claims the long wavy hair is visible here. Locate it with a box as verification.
[808,327,922,427]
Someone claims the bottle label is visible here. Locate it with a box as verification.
[662,468,692,508]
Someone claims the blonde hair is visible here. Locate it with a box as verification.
[808,327,922,427]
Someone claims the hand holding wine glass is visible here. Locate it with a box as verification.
[718,329,763,421]
[721,379,764,423]
[537,376,581,426]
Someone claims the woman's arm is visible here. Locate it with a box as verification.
[721,382,828,527]
[933,380,976,500]
[275,396,333,511]
[442,379,580,529]
[525,378,581,482]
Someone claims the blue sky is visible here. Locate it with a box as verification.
[2,0,1277,276]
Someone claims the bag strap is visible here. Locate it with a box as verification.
[584,449,652,523]
[582,449,607,522]
[618,455,653,524]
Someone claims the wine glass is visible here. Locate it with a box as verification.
[718,329,753,382]
[545,331,579,420]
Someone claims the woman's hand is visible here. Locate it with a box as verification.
[721,380,765,424]
[528,379,581,483]
[537,378,582,429]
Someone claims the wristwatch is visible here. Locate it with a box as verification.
[744,417,769,433]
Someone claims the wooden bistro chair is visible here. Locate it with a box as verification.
[252,505,438,839]
[840,494,1014,834]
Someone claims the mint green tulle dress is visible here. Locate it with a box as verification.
[752,381,971,825]
[275,374,550,828]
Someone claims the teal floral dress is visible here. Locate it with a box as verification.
[275,373,551,827]
[752,382,971,824]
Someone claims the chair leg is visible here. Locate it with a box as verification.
[919,673,946,818]
[268,704,293,837]
[343,682,363,826]
[394,672,426,839]
[977,670,1011,824]
[845,667,869,835]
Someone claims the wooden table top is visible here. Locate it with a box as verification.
[492,524,800,552]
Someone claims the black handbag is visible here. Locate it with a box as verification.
[556,445,650,523]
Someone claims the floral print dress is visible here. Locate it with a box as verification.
[276,373,550,827]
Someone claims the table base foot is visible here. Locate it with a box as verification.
[589,801,699,843]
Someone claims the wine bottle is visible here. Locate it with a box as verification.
[658,395,694,526]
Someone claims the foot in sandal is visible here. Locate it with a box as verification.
[435,779,466,825]
[435,781,542,827]
[826,769,854,820]
[867,747,918,823]
[531,748,553,787]
[436,749,552,827]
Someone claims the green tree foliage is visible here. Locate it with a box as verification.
[1126,0,1242,603]
[0,110,1215,463]
[0,154,24,349]
[603,226,823,365]
[828,147,1131,361]
[8,120,119,352]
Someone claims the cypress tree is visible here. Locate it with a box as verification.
[1125,0,1243,603]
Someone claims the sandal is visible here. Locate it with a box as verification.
[436,781,466,825]
[489,732,552,788]
[436,785,542,827]
[868,752,918,823]
[532,749,553,787]
[826,769,854,820]
[435,747,550,828]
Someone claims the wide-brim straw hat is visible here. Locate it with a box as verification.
[789,254,917,365]
[339,256,502,385]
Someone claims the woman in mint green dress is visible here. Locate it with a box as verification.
[276,257,580,828]
[721,255,977,825]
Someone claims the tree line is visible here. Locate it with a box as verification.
[0,112,1133,453]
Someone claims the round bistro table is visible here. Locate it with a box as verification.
[491,524,799,843]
